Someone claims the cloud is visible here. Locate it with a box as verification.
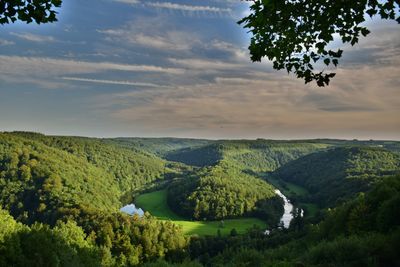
[111,0,232,16]
[10,32,56,43]
[62,77,170,88]
[113,0,139,4]
[0,55,184,89]
[168,57,243,70]
[0,39,14,46]
[99,57,400,139]
[0,55,184,76]
[208,40,248,60]
[98,28,196,51]
[147,2,231,13]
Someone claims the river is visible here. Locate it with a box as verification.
[275,189,300,228]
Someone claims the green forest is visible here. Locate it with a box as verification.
[0,132,399,266]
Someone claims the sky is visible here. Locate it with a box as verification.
[0,0,399,140]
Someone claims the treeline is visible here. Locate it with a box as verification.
[167,163,283,224]
[276,146,400,207]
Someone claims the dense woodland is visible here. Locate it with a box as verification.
[276,146,400,207]
[165,140,327,170]
[0,132,399,266]
[167,162,283,223]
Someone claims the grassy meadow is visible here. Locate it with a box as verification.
[135,189,268,236]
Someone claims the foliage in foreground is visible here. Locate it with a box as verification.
[239,0,400,86]
[0,208,189,266]
[0,0,62,25]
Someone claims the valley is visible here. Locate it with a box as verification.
[0,132,399,266]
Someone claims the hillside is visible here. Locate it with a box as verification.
[0,133,121,225]
[0,132,189,265]
[105,137,212,157]
[217,140,329,172]
[9,132,167,195]
[166,140,328,171]
[167,162,283,224]
[275,146,400,206]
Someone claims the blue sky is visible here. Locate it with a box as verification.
[0,0,399,139]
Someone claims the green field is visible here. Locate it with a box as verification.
[300,203,319,217]
[135,190,268,236]
[264,175,308,198]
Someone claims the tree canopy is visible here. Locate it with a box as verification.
[239,0,400,86]
[0,0,62,24]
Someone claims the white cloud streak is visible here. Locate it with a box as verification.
[147,2,231,13]
[0,55,185,75]
[113,0,139,3]
[10,32,56,43]
[0,39,14,46]
[98,28,195,51]
[62,77,170,87]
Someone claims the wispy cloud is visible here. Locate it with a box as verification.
[0,39,14,46]
[10,32,56,43]
[0,55,184,75]
[168,57,243,70]
[112,0,232,16]
[147,2,231,13]
[113,0,139,4]
[208,40,248,61]
[62,77,170,87]
[98,28,196,51]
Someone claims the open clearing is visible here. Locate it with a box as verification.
[135,189,267,236]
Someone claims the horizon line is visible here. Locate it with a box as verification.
[2,130,400,142]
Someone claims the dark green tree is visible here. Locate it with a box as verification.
[239,0,400,86]
[0,0,62,25]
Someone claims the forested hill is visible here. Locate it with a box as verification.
[8,132,166,192]
[0,132,190,265]
[104,137,211,157]
[0,133,121,224]
[276,146,400,207]
[167,162,283,224]
[0,132,171,225]
[166,140,328,171]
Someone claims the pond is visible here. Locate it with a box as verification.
[120,204,144,217]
